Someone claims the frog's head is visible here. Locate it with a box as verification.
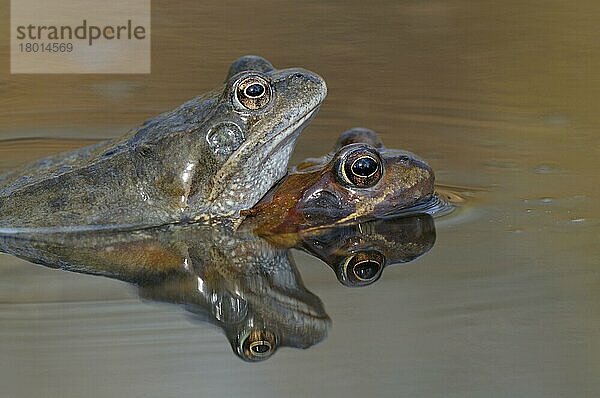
[229,301,330,363]
[186,55,327,219]
[334,126,384,148]
[245,128,434,234]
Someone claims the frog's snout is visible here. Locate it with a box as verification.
[277,67,328,110]
[296,69,328,103]
[396,154,435,188]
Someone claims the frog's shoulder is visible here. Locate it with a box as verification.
[0,140,111,193]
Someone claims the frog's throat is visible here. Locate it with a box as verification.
[207,105,319,201]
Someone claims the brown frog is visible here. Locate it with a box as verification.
[243,128,435,235]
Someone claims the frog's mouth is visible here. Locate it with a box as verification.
[254,283,330,321]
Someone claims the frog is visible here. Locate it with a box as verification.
[243,128,435,235]
[0,55,327,232]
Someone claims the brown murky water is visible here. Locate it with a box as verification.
[1,1,599,397]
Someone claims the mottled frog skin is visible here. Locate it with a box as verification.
[244,128,435,234]
[0,56,326,231]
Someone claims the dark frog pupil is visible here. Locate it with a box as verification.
[353,260,380,281]
[351,156,378,178]
[251,344,270,354]
[249,340,272,356]
[245,83,265,98]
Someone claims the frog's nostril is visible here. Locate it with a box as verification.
[399,156,411,165]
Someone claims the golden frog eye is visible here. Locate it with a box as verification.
[249,340,272,356]
[236,76,272,110]
[240,329,277,361]
[342,251,385,287]
[339,146,383,188]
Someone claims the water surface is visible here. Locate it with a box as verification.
[0,1,599,397]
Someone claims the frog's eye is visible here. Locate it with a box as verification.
[337,146,383,188]
[235,75,272,110]
[238,329,277,362]
[340,251,385,287]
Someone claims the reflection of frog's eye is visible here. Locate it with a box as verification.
[249,340,272,355]
[239,329,277,362]
[338,147,383,188]
[340,251,385,287]
[353,260,381,281]
[236,76,272,110]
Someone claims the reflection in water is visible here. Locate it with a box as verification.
[0,225,329,362]
[1,0,598,392]
[133,230,330,362]
[294,213,436,287]
[0,213,436,360]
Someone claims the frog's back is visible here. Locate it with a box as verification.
[0,140,113,193]
[0,144,167,231]
[0,93,217,231]
[1,92,215,193]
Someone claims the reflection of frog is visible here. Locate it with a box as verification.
[0,224,330,362]
[0,212,437,359]
[0,56,326,231]
[295,213,436,287]
[244,128,435,234]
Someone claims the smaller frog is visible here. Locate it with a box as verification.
[243,128,435,234]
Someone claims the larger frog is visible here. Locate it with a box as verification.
[0,56,327,231]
